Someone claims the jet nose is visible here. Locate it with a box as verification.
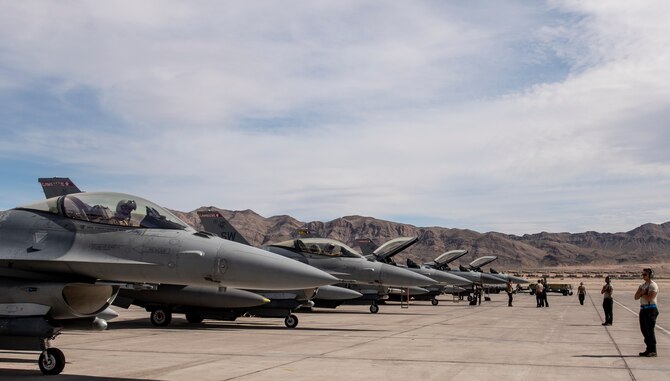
[216,241,337,290]
[509,275,530,284]
[481,273,508,284]
[380,264,437,287]
[428,270,472,286]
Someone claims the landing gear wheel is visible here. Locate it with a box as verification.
[370,304,379,314]
[185,313,203,324]
[431,299,439,306]
[284,314,299,328]
[38,348,65,375]
[150,309,172,327]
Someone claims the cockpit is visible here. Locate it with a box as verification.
[20,192,191,230]
[271,238,364,258]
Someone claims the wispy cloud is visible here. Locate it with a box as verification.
[1,1,668,234]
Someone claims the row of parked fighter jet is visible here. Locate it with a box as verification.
[0,177,527,375]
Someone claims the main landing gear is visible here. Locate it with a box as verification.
[150,308,172,327]
[284,314,299,328]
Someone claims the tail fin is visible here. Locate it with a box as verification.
[197,210,251,246]
[293,227,317,239]
[354,238,378,256]
[38,177,82,198]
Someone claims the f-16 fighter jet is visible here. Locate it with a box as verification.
[37,178,356,329]
[0,183,336,374]
[197,212,438,314]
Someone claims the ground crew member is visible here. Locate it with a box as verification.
[577,282,586,305]
[634,268,659,357]
[601,276,613,325]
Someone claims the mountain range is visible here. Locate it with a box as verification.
[173,208,670,273]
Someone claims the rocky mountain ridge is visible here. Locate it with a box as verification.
[173,208,670,271]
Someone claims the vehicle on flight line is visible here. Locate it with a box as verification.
[36,178,344,329]
[197,211,439,314]
[530,282,573,296]
[0,180,337,375]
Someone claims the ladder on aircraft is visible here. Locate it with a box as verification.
[400,287,410,309]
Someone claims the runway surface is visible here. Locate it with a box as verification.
[1,279,667,380]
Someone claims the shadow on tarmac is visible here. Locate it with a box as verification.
[0,368,158,381]
[108,318,384,332]
[573,354,641,358]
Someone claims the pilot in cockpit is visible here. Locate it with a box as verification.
[113,199,137,226]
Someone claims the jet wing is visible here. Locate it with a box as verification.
[372,236,418,261]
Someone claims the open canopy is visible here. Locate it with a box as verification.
[271,238,364,258]
[372,236,418,260]
[20,192,191,231]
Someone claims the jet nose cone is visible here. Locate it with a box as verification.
[481,273,508,284]
[218,242,337,290]
[509,275,529,284]
[381,265,438,287]
[429,271,472,286]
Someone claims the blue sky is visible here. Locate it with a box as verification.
[1,1,669,235]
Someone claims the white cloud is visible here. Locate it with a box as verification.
[1,1,669,235]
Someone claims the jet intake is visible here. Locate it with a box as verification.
[0,280,119,320]
[62,284,117,316]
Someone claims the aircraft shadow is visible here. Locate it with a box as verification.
[0,357,36,364]
[0,368,157,381]
[108,319,382,332]
[305,309,435,316]
[573,355,641,358]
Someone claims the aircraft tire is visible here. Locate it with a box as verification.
[431,299,439,306]
[284,314,299,328]
[369,304,379,314]
[39,348,65,375]
[185,313,204,324]
[150,309,172,327]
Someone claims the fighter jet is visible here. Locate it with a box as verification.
[0,185,336,374]
[198,211,438,313]
[466,257,529,285]
[35,178,342,330]
[354,237,472,305]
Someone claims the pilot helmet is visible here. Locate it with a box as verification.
[116,199,137,218]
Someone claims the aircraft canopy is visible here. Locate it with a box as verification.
[21,192,191,230]
[272,238,364,258]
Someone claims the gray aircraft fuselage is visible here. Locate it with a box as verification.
[0,193,337,323]
[264,238,437,288]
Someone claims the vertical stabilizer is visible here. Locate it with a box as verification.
[197,210,251,246]
[354,238,378,256]
[38,177,82,198]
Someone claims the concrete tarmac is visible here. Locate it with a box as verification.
[1,279,667,380]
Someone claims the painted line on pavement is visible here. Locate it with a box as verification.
[614,299,670,336]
